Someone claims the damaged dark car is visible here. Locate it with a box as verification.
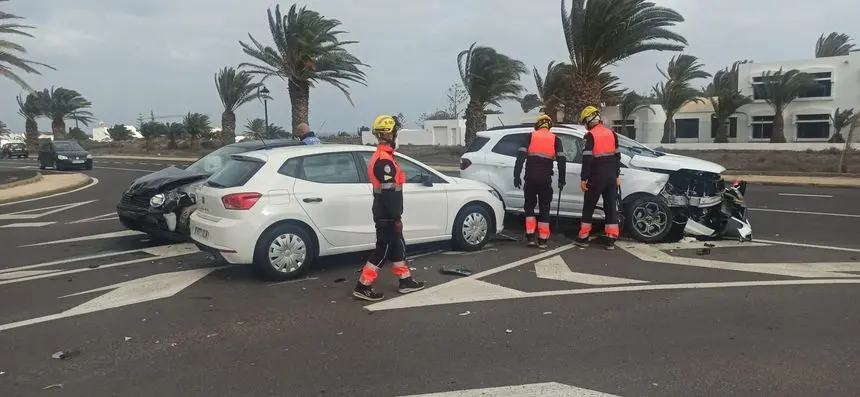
[116,139,302,242]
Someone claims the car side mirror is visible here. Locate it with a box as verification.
[420,174,433,187]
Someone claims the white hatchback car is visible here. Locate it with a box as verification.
[189,144,505,281]
[460,124,736,243]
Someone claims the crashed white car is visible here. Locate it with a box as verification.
[459,124,752,243]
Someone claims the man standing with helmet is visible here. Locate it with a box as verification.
[576,106,622,250]
[353,114,426,301]
[513,114,566,248]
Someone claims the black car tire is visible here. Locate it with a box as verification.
[451,203,493,251]
[624,195,673,243]
[252,223,316,282]
[38,162,46,170]
[85,163,92,170]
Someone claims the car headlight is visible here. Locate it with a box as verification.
[57,155,68,160]
[150,193,166,207]
[488,189,502,201]
[86,154,92,159]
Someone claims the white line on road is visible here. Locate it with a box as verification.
[647,240,771,251]
[19,230,144,247]
[749,208,860,218]
[0,199,97,220]
[0,177,99,207]
[534,255,647,285]
[400,382,621,396]
[0,269,60,280]
[754,239,860,254]
[0,222,56,228]
[67,212,119,224]
[777,193,833,198]
[0,248,152,274]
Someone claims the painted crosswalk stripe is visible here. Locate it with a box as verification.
[19,230,144,247]
[0,222,56,228]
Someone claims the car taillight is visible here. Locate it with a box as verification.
[460,158,472,170]
[222,192,262,210]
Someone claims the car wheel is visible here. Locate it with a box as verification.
[451,204,492,251]
[624,195,673,243]
[38,162,46,170]
[252,223,315,281]
[85,164,93,170]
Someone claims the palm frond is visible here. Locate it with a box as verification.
[815,32,856,58]
[457,43,527,109]
[215,66,266,112]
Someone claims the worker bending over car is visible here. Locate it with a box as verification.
[576,106,622,250]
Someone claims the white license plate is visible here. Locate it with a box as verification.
[72,160,84,164]
[193,226,209,239]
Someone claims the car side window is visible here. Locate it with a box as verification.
[357,152,444,184]
[296,153,361,184]
[557,133,584,163]
[490,133,529,157]
[277,158,301,178]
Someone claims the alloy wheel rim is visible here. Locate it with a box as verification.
[631,202,669,238]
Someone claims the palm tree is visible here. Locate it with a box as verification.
[561,0,687,117]
[34,87,95,140]
[0,1,55,91]
[0,120,9,135]
[244,118,266,138]
[616,91,653,138]
[838,113,859,173]
[829,108,854,143]
[815,32,856,58]
[758,68,816,143]
[182,112,211,147]
[532,61,571,122]
[458,42,527,144]
[165,122,184,149]
[705,60,752,143]
[655,54,711,143]
[16,92,39,148]
[215,66,267,146]
[517,93,542,113]
[239,4,369,132]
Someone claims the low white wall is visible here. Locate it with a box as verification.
[650,143,848,151]
[397,129,435,145]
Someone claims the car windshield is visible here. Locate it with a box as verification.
[185,145,249,175]
[616,134,664,158]
[10,143,25,149]
[53,141,84,151]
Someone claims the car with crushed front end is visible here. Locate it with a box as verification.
[189,144,505,281]
[459,124,752,243]
[116,138,303,242]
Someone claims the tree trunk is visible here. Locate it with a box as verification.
[561,100,577,124]
[714,116,729,143]
[288,79,310,136]
[464,100,485,147]
[24,118,39,152]
[570,74,603,126]
[221,110,236,147]
[661,115,675,143]
[51,118,66,140]
[827,131,845,143]
[622,121,630,138]
[543,104,559,124]
[839,121,856,173]
[770,110,787,143]
[167,135,178,150]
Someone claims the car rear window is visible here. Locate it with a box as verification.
[206,156,264,188]
[464,136,490,153]
[491,133,529,157]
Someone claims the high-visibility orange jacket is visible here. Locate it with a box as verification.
[581,123,621,181]
[368,144,406,221]
[513,128,567,183]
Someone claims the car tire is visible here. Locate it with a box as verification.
[624,195,673,243]
[252,223,316,282]
[451,203,493,251]
[39,162,46,170]
[85,164,93,170]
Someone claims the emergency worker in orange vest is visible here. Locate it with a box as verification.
[513,114,566,248]
[575,106,622,250]
[353,114,426,301]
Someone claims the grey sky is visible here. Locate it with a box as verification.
[0,0,853,134]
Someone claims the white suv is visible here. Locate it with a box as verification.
[459,124,733,243]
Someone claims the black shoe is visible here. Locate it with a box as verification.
[353,283,384,301]
[537,238,548,249]
[398,277,426,294]
[525,233,536,246]
[574,236,589,248]
[605,237,617,250]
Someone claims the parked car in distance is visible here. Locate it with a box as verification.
[38,140,92,170]
[189,144,505,281]
[1,142,28,158]
[459,124,738,243]
[117,138,304,242]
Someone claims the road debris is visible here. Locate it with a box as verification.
[458,311,471,316]
[51,350,80,360]
[336,332,343,335]
[543,311,552,315]
[330,300,336,304]
[704,243,716,248]
[505,329,513,334]
[696,248,711,256]
[87,264,100,269]
[494,232,519,241]
[439,265,473,277]
[206,333,219,338]
[124,337,132,342]
[43,384,63,390]
[333,278,346,283]
[682,236,697,243]
[0,371,5,376]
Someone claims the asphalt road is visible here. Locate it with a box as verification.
[0,156,858,396]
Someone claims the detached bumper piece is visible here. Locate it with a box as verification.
[662,171,753,241]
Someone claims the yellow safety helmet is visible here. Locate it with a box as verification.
[534,114,552,130]
[372,114,399,139]
[579,105,600,124]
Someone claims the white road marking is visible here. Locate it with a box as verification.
[0,248,152,274]
[267,277,319,286]
[754,239,860,254]
[407,249,446,260]
[0,177,99,207]
[534,255,647,285]
[749,208,860,218]
[647,240,771,251]
[0,270,59,280]
[67,212,120,224]
[19,229,144,247]
[399,382,620,396]
[0,243,199,285]
[0,199,97,220]
[0,222,56,228]
[777,193,833,198]
[0,266,222,332]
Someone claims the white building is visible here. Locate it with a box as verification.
[91,122,143,141]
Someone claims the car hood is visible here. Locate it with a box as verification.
[125,166,209,196]
[449,176,492,189]
[56,150,90,157]
[629,152,726,174]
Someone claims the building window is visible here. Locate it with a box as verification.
[710,116,738,138]
[611,119,636,139]
[751,115,774,139]
[795,113,831,139]
[675,118,699,139]
[753,71,832,100]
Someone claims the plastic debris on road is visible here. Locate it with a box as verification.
[43,384,63,390]
[505,329,513,333]
[543,311,552,315]
[458,311,471,316]
[124,337,132,342]
[439,265,473,277]
[696,248,711,256]
[334,278,346,283]
[51,350,80,360]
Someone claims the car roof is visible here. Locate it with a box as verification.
[477,124,587,139]
[229,138,304,150]
[236,143,377,161]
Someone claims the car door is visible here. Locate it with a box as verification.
[483,133,530,210]
[555,132,586,216]
[289,151,375,248]
[357,151,448,240]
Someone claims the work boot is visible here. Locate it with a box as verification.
[604,237,617,250]
[537,238,548,249]
[574,236,589,249]
[353,282,384,301]
[525,233,536,247]
[398,277,426,294]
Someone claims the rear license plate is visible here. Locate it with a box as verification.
[72,160,84,164]
[193,226,209,239]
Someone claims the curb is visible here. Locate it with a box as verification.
[0,172,42,190]
[0,173,93,204]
